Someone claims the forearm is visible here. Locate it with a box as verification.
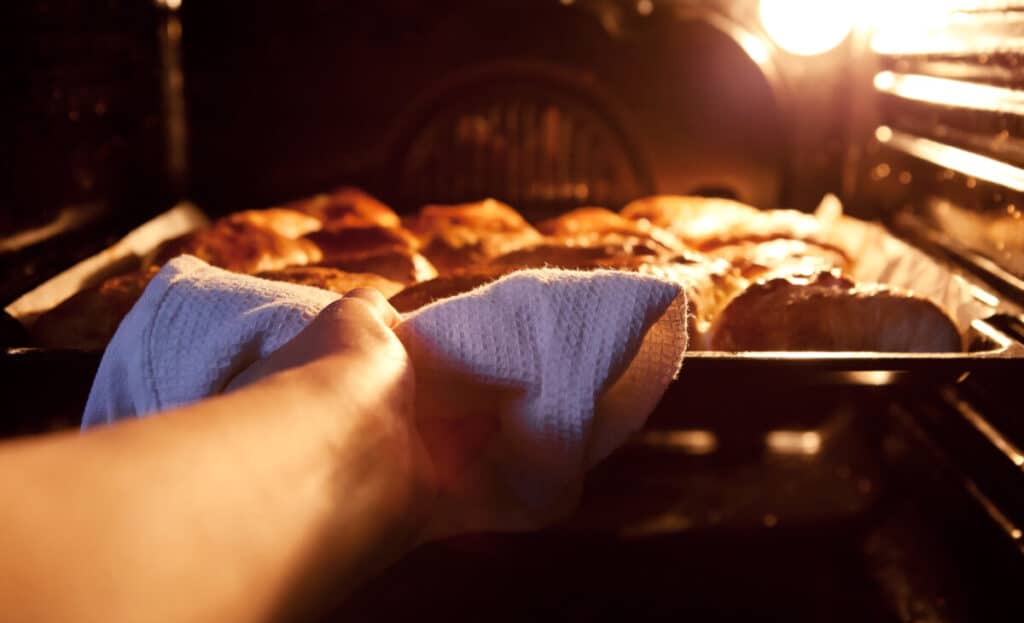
[0,357,421,622]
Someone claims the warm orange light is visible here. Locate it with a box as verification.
[765,430,821,455]
[874,71,1024,116]
[759,0,853,56]
[878,129,1024,193]
[737,31,771,66]
[638,430,718,455]
[869,1,992,55]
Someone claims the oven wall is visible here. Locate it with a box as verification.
[180,0,846,218]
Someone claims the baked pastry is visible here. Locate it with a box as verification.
[305,225,419,263]
[410,198,533,234]
[703,238,852,280]
[488,243,636,272]
[24,186,966,355]
[29,267,160,351]
[591,255,744,348]
[318,248,438,285]
[621,195,827,251]
[708,271,963,352]
[537,207,686,254]
[407,199,543,273]
[256,266,404,298]
[389,270,508,313]
[147,221,323,274]
[222,208,322,239]
[284,187,401,229]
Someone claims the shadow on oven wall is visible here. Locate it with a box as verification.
[181,0,847,219]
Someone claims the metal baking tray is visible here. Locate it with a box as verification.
[678,314,1024,386]
[2,200,1023,435]
[2,312,1021,437]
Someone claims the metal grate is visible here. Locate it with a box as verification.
[863,2,1024,285]
[391,66,653,221]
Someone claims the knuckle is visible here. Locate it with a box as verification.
[345,287,386,303]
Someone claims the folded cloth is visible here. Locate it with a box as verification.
[84,255,687,514]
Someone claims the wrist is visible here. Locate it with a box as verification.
[300,353,433,556]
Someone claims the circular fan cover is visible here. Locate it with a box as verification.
[394,68,652,221]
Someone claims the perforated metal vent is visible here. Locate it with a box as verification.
[391,65,653,221]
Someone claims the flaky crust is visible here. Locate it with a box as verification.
[388,270,509,313]
[709,271,963,352]
[407,199,543,273]
[27,189,966,354]
[30,267,160,351]
[147,221,323,274]
[284,187,401,229]
[222,208,322,239]
[256,266,404,298]
[316,248,438,285]
[305,225,419,263]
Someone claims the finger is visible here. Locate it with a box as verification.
[343,287,401,328]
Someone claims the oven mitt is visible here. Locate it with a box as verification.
[83,255,687,524]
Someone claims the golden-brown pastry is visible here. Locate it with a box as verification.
[708,271,963,352]
[318,248,438,285]
[487,243,633,272]
[621,195,827,251]
[704,238,852,280]
[622,195,761,244]
[29,267,159,351]
[304,225,419,264]
[407,199,543,273]
[222,208,322,239]
[147,221,323,274]
[284,187,401,229]
[593,255,745,348]
[256,266,404,298]
[389,270,508,313]
[537,207,686,254]
[410,198,532,235]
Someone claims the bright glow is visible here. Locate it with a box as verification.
[842,371,896,386]
[737,31,771,66]
[874,125,893,143]
[869,1,1016,55]
[883,130,1024,193]
[759,0,853,56]
[639,430,718,455]
[874,71,1024,116]
[765,430,822,455]
[873,71,895,90]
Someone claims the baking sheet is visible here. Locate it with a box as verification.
[5,202,208,323]
[3,195,1008,349]
[814,194,998,334]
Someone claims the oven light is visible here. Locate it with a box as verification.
[765,430,822,455]
[758,0,853,56]
[737,31,771,66]
[637,430,718,455]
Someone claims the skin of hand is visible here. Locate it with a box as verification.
[0,289,437,622]
[0,287,572,622]
[229,288,535,542]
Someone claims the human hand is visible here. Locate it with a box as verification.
[226,287,573,547]
[225,288,437,550]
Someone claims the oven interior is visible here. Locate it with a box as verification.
[8,1,1024,620]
